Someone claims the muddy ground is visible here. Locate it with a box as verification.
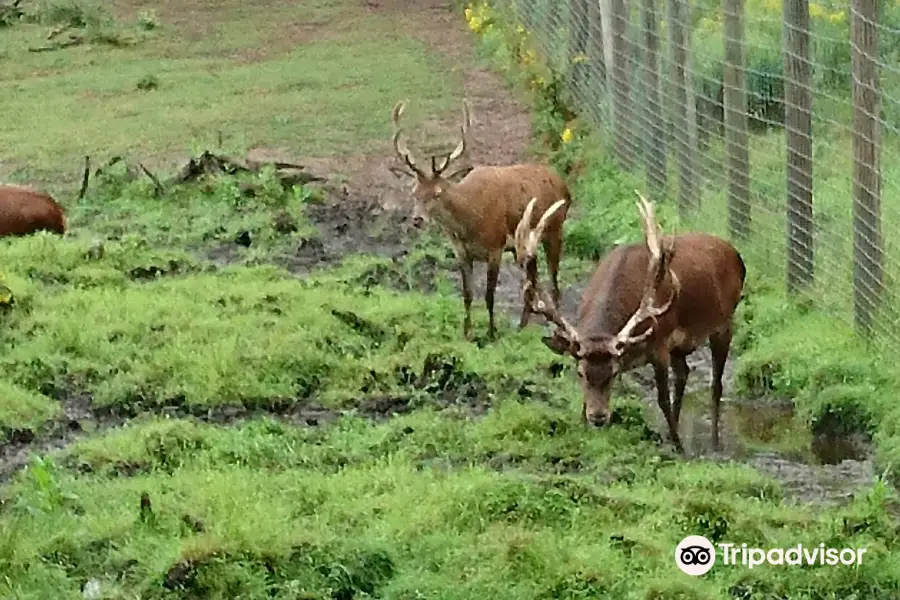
[0,0,874,505]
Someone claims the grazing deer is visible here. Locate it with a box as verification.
[390,99,572,340]
[0,156,90,238]
[516,193,746,453]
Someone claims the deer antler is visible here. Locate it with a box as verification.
[434,100,471,174]
[515,197,564,268]
[391,100,425,177]
[608,192,681,354]
[516,198,580,349]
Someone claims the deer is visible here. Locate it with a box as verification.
[0,156,90,238]
[389,99,572,340]
[515,192,746,453]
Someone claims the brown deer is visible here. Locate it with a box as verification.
[515,193,745,453]
[0,156,90,238]
[390,99,572,340]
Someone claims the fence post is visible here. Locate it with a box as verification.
[723,0,750,240]
[642,0,667,197]
[568,0,590,96]
[610,0,635,170]
[666,0,696,215]
[587,0,608,124]
[850,0,883,333]
[783,0,814,293]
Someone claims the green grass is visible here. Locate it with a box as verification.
[0,0,459,184]
[2,0,900,597]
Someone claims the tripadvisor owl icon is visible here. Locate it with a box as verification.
[675,535,716,576]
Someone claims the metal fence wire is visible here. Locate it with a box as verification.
[496,0,900,349]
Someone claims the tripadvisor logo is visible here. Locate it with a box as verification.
[675,535,868,575]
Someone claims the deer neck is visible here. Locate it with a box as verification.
[427,184,474,240]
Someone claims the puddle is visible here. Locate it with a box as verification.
[674,393,870,466]
[642,390,875,504]
[626,352,876,505]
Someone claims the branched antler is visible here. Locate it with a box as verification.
[516,193,681,359]
[516,197,579,346]
[391,99,470,177]
[608,192,681,352]
[391,101,424,177]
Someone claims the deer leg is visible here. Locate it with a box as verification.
[670,350,691,429]
[650,350,684,454]
[485,252,502,340]
[459,256,474,340]
[708,328,733,452]
[542,230,562,308]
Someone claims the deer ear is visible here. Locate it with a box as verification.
[444,165,473,182]
[541,331,573,355]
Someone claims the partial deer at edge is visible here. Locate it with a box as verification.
[0,157,91,238]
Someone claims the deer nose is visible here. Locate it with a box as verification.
[411,215,426,229]
[584,411,610,428]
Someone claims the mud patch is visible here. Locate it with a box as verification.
[0,353,546,483]
[357,352,495,418]
[0,392,97,484]
[278,193,425,273]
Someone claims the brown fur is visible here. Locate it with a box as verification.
[0,156,90,239]
[390,99,572,340]
[521,197,746,453]
[0,185,67,237]
[411,163,571,340]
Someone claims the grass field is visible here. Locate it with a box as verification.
[2,0,900,598]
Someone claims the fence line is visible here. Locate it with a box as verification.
[499,0,900,348]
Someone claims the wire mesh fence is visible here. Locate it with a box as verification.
[494,0,900,350]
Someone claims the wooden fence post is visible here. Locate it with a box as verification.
[610,0,635,169]
[642,0,667,197]
[850,0,883,333]
[723,0,751,239]
[666,0,696,215]
[568,0,590,95]
[783,0,814,292]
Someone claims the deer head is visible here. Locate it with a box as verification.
[518,192,682,426]
[390,99,472,224]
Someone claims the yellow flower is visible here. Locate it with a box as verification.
[560,128,573,144]
[828,10,845,24]
[465,7,472,20]
[809,2,826,18]
[571,53,588,64]
[0,275,12,307]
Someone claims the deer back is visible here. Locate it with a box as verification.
[0,185,67,237]
[499,163,571,236]
[438,164,563,249]
[578,232,745,350]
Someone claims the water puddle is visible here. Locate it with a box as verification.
[646,387,875,505]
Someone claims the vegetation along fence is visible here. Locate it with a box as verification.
[481,0,900,350]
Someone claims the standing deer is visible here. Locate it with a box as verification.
[390,99,572,340]
[516,193,745,453]
[0,156,90,238]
